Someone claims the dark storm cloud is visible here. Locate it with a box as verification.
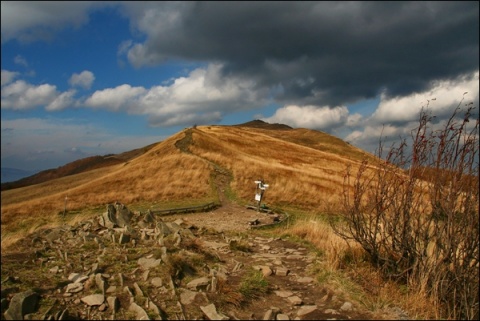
[127,1,479,106]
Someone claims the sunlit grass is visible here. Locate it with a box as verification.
[1,125,380,251]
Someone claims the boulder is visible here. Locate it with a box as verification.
[115,203,132,228]
[4,290,39,320]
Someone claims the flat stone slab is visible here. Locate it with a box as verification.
[129,302,149,320]
[288,295,303,306]
[65,283,84,293]
[151,277,163,287]
[81,294,105,306]
[297,305,318,317]
[296,276,314,283]
[137,257,161,269]
[200,303,229,320]
[180,289,198,305]
[203,241,229,249]
[186,277,210,290]
[274,290,294,298]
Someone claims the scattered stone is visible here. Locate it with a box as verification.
[138,257,161,269]
[151,277,163,288]
[288,296,303,306]
[324,308,339,315]
[133,282,144,297]
[262,266,273,277]
[296,277,314,283]
[107,296,119,312]
[49,266,60,274]
[276,313,290,320]
[180,289,198,305]
[65,283,84,293]
[263,309,274,320]
[95,273,107,295]
[186,277,210,291]
[296,305,317,317]
[340,301,353,312]
[200,303,229,320]
[68,273,88,283]
[210,276,218,292]
[274,267,290,276]
[129,302,150,320]
[81,294,104,306]
[148,299,161,316]
[4,290,39,321]
[106,285,117,294]
[274,290,293,298]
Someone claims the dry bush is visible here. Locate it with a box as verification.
[331,98,479,320]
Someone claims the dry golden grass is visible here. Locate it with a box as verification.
[1,125,377,250]
[286,214,439,319]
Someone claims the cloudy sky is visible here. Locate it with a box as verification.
[1,1,479,174]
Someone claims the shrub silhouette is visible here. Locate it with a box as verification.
[331,96,479,320]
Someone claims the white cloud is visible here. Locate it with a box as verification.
[1,70,19,86]
[85,84,147,111]
[83,63,267,126]
[372,71,479,124]
[1,1,110,43]
[46,89,77,111]
[1,80,58,110]
[344,70,479,154]
[69,70,95,89]
[262,105,349,131]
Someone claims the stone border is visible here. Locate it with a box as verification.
[151,202,219,216]
[250,210,291,230]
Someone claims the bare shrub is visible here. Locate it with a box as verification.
[331,97,479,320]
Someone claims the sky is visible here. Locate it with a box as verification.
[1,1,479,174]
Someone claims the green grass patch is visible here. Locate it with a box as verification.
[239,268,269,300]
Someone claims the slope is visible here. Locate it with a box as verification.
[1,123,379,249]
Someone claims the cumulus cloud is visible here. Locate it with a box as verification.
[1,70,19,86]
[262,105,349,131]
[344,70,479,154]
[69,70,95,89]
[85,84,147,111]
[1,78,80,111]
[84,63,268,127]
[46,89,77,111]
[371,71,480,125]
[1,80,58,110]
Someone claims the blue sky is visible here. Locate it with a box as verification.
[1,1,479,174]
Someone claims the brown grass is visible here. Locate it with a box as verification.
[1,125,377,251]
[286,215,438,319]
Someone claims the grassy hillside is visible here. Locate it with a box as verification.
[1,123,378,249]
[0,143,158,191]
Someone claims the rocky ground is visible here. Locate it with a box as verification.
[1,200,409,320]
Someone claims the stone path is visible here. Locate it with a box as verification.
[1,202,404,320]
